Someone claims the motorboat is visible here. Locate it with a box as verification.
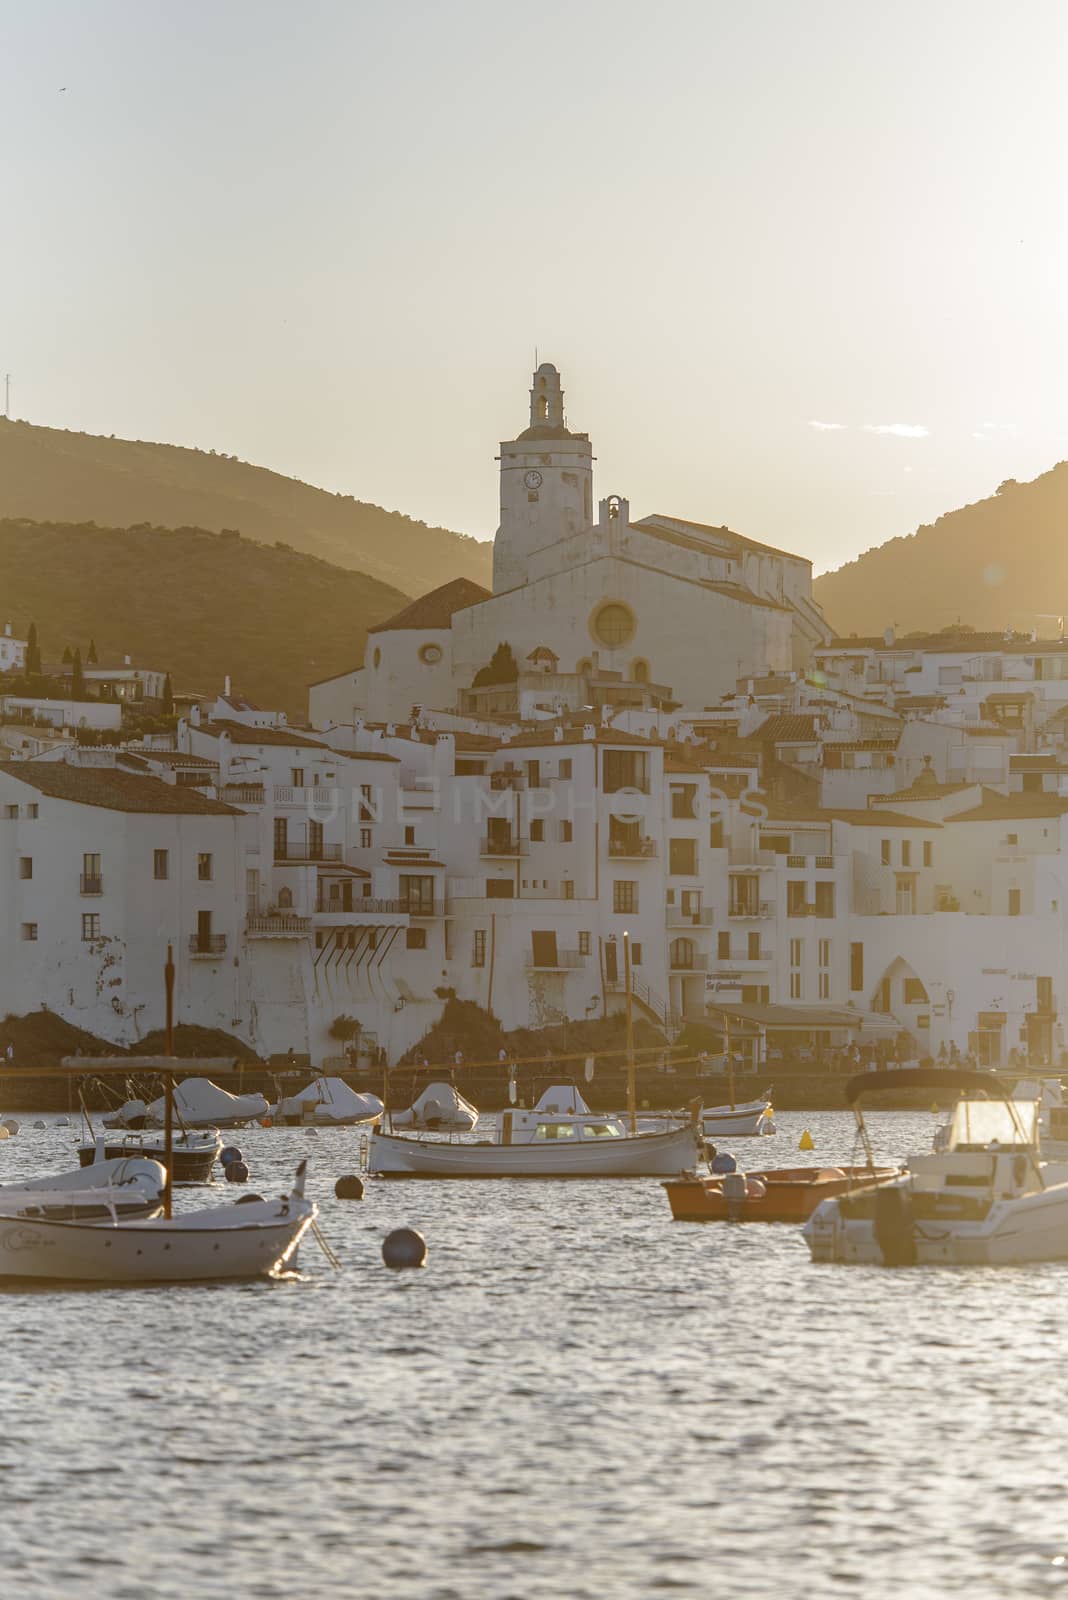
[78,1129,222,1184]
[0,1160,317,1284]
[0,1155,166,1222]
[664,1164,900,1223]
[106,1078,268,1130]
[804,1067,1068,1266]
[390,1081,479,1132]
[269,1076,383,1127]
[368,1084,703,1178]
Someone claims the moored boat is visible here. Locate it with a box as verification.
[664,1164,900,1222]
[0,1155,166,1223]
[78,1129,221,1184]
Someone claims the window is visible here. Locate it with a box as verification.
[789,938,802,968]
[788,940,802,997]
[360,828,372,849]
[850,942,864,992]
[923,840,932,868]
[404,826,416,845]
[669,838,697,875]
[578,931,591,955]
[671,785,697,819]
[718,931,731,958]
[82,852,102,894]
[790,971,802,1000]
[1006,833,1018,846]
[631,941,642,965]
[530,819,544,842]
[5,804,17,819]
[613,880,638,914]
[485,879,514,898]
[903,977,929,1004]
[197,853,213,881]
[406,927,427,950]
[814,882,835,918]
[400,875,435,914]
[531,931,559,968]
[558,759,572,780]
[563,879,574,899]
[21,922,37,941]
[787,881,808,917]
[591,601,636,648]
[818,939,830,968]
[601,749,649,794]
[881,839,891,866]
[901,840,911,868]
[274,817,288,859]
[277,887,294,909]
[27,804,38,819]
[818,972,830,1000]
[154,849,169,881]
[1008,888,1021,916]
[1038,976,1053,1013]
[291,768,304,787]
[472,929,486,967]
[730,875,759,916]
[19,857,31,879]
[747,931,760,959]
[526,760,541,788]
[561,820,573,842]
[709,817,724,849]
[81,913,101,941]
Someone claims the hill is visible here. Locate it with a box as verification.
[0,518,408,716]
[813,464,1068,636]
[0,417,492,594]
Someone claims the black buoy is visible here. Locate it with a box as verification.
[334,1174,365,1200]
[224,1159,250,1184]
[234,1193,265,1205]
[220,1145,243,1167]
[382,1227,427,1269]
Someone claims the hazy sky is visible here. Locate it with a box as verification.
[4,1,1068,574]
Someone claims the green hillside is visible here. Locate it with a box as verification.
[0,518,408,717]
[814,464,1068,636]
[0,417,492,595]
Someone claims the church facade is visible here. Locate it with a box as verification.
[309,363,830,729]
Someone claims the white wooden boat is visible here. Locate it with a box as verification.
[369,1086,702,1178]
[0,1162,316,1283]
[106,1078,269,1130]
[390,1082,479,1132]
[641,1095,775,1139]
[78,1129,221,1184]
[0,1155,165,1222]
[804,1068,1068,1266]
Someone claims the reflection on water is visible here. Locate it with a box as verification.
[2,1110,1068,1598]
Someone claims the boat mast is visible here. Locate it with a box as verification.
[163,943,175,1220]
[624,929,636,1134]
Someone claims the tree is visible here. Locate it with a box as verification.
[329,1014,361,1043]
[71,646,85,700]
[161,671,174,715]
[87,638,98,664]
[62,646,72,664]
[25,622,40,677]
[472,641,519,687]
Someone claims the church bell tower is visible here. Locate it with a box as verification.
[492,362,594,593]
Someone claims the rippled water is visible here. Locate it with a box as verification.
[2,1108,1068,1599]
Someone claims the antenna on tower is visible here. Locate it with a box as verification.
[2,374,9,419]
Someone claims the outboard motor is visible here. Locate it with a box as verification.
[721,1170,749,1221]
[873,1185,916,1266]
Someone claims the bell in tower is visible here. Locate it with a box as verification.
[493,362,594,593]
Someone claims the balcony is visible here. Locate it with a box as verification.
[220,784,265,805]
[315,894,408,916]
[80,874,103,895]
[728,900,773,919]
[666,905,714,927]
[274,839,343,863]
[526,949,586,971]
[480,836,527,857]
[246,914,312,937]
[669,952,710,972]
[188,933,227,957]
[607,837,657,859]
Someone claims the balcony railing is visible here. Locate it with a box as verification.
[315,895,408,916]
[669,953,710,972]
[80,874,103,895]
[728,900,773,918]
[480,836,527,857]
[607,837,657,859]
[666,905,714,927]
[527,948,586,971]
[274,840,343,862]
[220,784,265,805]
[246,913,313,936]
[188,933,227,956]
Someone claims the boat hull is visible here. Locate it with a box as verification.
[805,1182,1068,1265]
[369,1124,702,1178]
[79,1139,220,1184]
[664,1166,900,1222]
[0,1200,315,1283]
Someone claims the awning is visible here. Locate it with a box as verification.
[704,1002,864,1033]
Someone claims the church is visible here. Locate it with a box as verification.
[309,363,830,728]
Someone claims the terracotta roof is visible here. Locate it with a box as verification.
[881,782,973,800]
[206,720,328,749]
[367,577,491,635]
[764,801,941,828]
[945,790,1068,823]
[637,513,810,565]
[136,751,219,768]
[756,715,818,744]
[1010,755,1066,771]
[823,738,899,752]
[0,762,241,816]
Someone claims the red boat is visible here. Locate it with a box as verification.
[663,1164,901,1223]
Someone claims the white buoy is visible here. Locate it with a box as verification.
[0,1126,9,1141]
[1,1117,19,1136]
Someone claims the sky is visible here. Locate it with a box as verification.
[3,0,1068,574]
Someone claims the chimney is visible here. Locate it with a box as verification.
[583,722,597,741]
[224,673,231,699]
[190,703,201,727]
[124,653,132,666]
[3,622,10,637]
[883,626,895,648]
[553,726,564,743]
